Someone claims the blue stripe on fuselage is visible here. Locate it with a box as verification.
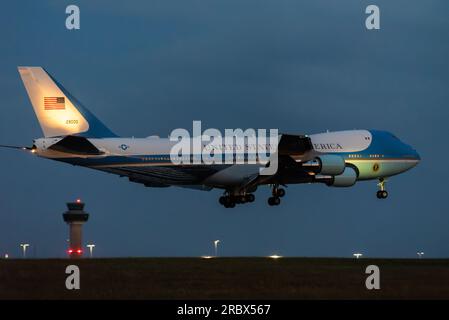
[54,154,260,167]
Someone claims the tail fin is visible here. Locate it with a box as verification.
[18,67,117,138]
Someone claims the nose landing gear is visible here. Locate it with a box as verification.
[376,178,388,199]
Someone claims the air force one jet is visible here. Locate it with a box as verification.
[0,67,420,208]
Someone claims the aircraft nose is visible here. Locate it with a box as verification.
[415,150,421,161]
[409,144,421,161]
[409,146,421,166]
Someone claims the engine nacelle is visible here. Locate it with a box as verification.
[316,155,345,175]
[327,166,358,187]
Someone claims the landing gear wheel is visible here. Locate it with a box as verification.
[376,190,388,199]
[268,197,281,206]
[224,197,235,208]
[246,194,255,203]
[221,195,236,208]
[277,188,285,198]
[272,185,286,198]
[376,178,388,199]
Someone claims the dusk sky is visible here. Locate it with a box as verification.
[0,0,448,258]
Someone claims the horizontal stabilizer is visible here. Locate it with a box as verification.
[48,136,103,155]
[0,144,28,150]
[0,144,34,151]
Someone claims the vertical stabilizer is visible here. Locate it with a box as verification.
[18,67,116,138]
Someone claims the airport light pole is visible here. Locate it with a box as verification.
[87,244,96,258]
[417,252,424,259]
[214,240,220,257]
[20,243,30,258]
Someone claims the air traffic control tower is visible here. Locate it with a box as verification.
[63,200,89,259]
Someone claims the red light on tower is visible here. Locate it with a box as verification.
[67,249,83,256]
[76,199,81,204]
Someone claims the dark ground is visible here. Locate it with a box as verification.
[1,258,448,300]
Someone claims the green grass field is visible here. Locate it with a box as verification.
[1,258,448,299]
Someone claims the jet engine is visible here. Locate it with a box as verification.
[326,166,358,187]
[314,155,346,175]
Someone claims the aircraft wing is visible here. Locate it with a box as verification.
[277,134,313,157]
[237,134,313,191]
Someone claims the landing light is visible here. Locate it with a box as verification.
[268,255,282,259]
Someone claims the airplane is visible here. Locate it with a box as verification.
[0,67,420,208]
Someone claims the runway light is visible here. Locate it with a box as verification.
[20,243,30,258]
[87,244,96,258]
[213,240,220,257]
[268,255,283,259]
[201,256,213,259]
[76,249,82,254]
[4,254,9,259]
[68,249,73,254]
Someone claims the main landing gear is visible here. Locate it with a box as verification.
[268,185,285,206]
[218,185,286,208]
[219,193,255,208]
[376,178,388,199]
